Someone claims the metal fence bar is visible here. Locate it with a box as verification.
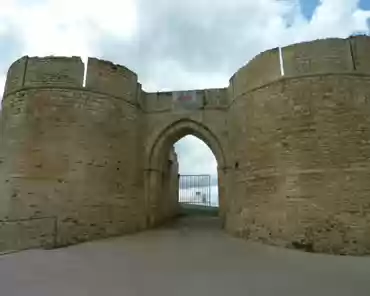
[178,174,213,207]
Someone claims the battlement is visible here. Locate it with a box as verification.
[3,35,370,107]
[85,58,138,103]
[230,35,370,99]
[25,56,84,88]
[230,47,281,98]
[349,35,370,72]
[3,56,84,96]
[2,56,140,104]
[282,38,353,75]
[142,88,228,112]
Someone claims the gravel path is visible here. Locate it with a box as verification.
[0,216,369,296]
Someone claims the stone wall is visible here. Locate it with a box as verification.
[85,58,139,103]
[1,35,370,255]
[349,35,370,72]
[282,38,353,75]
[226,36,370,255]
[3,57,28,95]
[24,56,84,87]
[155,148,180,223]
[0,57,145,251]
[230,47,281,98]
[143,88,229,226]
[226,74,370,255]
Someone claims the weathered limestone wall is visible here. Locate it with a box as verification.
[143,88,229,226]
[3,57,28,95]
[85,58,139,103]
[230,47,281,98]
[0,57,145,251]
[282,38,353,75]
[226,36,370,255]
[350,35,370,72]
[24,56,84,87]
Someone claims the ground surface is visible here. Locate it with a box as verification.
[1,216,370,296]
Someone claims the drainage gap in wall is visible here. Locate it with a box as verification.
[82,56,88,87]
[279,47,285,76]
[291,241,314,253]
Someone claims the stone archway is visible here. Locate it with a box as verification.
[145,119,227,227]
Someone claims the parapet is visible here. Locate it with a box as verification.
[24,56,84,88]
[349,35,370,73]
[230,47,281,98]
[3,56,28,96]
[4,35,370,104]
[144,92,173,112]
[143,88,228,113]
[85,58,138,102]
[282,38,353,76]
[228,36,370,99]
[203,88,228,108]
[3,56,84,96]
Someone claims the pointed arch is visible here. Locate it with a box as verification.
[146,119,226,171]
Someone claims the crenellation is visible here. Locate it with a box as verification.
[203,88,228,109]
[282,38,353,76]
[231,47,281,98]
[145,91,173,112]
[349,35,370,73]
[143,88,228,113]
[24,56,84,88]
[85,57,139,103]
[3,56,28,96]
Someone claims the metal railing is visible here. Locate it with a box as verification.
[179,174,214,207]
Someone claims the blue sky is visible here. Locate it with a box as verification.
[1,0,370,177]
[300,0,320,19]
[360,0,370,9]
[301,0,370,18]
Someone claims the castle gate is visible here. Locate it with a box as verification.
[144,113,229,227]
[2,36,370,255]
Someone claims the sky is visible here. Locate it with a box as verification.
[1,0,370,190]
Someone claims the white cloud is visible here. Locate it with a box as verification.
[1,0,369,90]
[0,0,137,58]
[174,135,217,175]
[280,0,370,44]
[0,0,370,178]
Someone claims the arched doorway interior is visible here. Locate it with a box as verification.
[145,119,226,227]
[174,135,219,215]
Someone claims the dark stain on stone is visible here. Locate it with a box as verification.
[292,240,314,253]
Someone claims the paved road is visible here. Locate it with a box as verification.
[1,216,370,296]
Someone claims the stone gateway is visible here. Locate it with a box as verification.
[1,36,370,255]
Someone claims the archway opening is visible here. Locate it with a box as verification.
[146,119,226,227]
[174,135,219,216]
